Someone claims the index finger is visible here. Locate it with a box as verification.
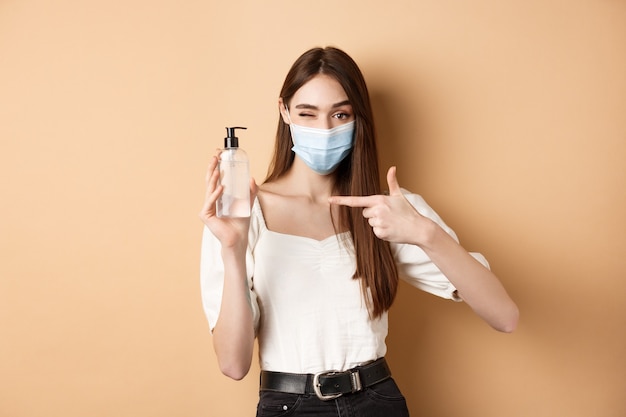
[328,195,376,208]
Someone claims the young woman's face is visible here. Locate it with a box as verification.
[281,74,354,129]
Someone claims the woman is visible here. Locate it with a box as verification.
[199,46,518,417]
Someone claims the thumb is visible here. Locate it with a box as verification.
[387,166,402,196]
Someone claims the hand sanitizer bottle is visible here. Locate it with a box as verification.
[216,126,250,218]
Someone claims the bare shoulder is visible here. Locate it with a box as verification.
[256,184,295,227]
[257,182,288,209]
[257,181,281,196]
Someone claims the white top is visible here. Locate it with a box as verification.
[200,191,489,374]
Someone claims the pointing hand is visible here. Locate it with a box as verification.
[328,167,427,243]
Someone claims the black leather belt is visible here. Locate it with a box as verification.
[260,357,391,401]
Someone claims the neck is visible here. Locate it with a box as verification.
[279,159,336,203]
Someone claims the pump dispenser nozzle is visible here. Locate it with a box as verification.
[225,126,247,148]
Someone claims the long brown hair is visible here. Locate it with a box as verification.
[265,47,398,318]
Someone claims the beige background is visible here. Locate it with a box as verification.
[1,1,625,416]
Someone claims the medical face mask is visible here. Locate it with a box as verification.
[286,111,355,175]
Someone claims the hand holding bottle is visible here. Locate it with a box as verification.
[199,155,258,250]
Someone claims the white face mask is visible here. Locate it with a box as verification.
[285,108,355,175]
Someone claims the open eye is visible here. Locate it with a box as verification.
[333,112,352,120]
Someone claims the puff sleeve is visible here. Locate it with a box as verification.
[391,191,490,301]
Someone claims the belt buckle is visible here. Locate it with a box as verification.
[313,370,342,401]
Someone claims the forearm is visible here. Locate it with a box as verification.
[416,221,519,332]
[212,247,255,380]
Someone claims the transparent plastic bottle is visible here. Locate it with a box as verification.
[216,126,250,218]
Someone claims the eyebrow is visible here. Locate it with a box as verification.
[294,100,351,110]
